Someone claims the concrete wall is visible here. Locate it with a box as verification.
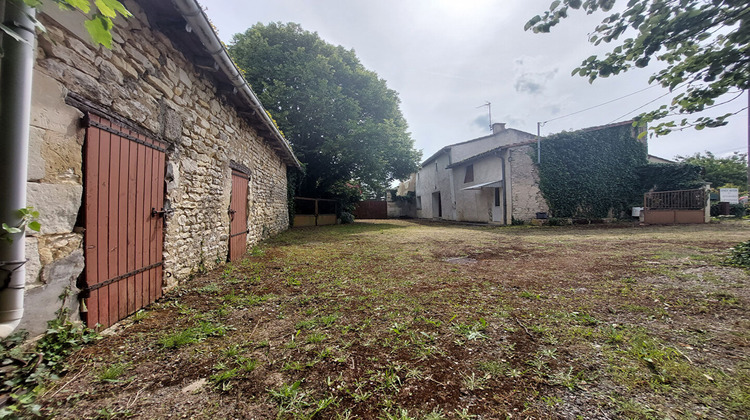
[19,2,290,335]
[452,155,504,222]
[450,129,535,163]
[415,153,453,219]
[509,146,548,221]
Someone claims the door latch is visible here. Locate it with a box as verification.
[151,207,174,218]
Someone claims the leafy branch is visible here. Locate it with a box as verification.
[1,207,41,243]
[526,0,750,136]
[1,0,131,50]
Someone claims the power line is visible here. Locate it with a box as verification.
[541,84,659,125]
[608,89,674,124]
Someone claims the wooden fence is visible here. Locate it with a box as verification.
[643,188,709,224]
[293,197,338,227]
[353,200,387,219]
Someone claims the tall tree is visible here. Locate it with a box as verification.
[526,0,749,135]
[228,22,421,198]
[676,151,748,192]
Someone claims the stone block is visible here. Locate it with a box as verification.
[26,183,83,235]
[25,237,42,287]
[162,106,183,142]
[28,127,47,181]
[16,249,83,336]
[30,70,84,135]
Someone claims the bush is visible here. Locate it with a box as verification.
[726,240,750,268]
[340,212,355,224]
[730,203,747,218]
[511,217,525,226]
[547,217,571,226]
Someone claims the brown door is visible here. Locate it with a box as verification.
[228,169,249,262]
[83,114,166,329]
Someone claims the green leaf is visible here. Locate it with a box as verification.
[0,23,29,44]
[95,0,131,18]
[28,221,41,232]
[61,0,91,13]
[2,223,22,234]
[84,15,113,48]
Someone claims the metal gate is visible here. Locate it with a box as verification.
[82,114,167,328]
[228,168,249,262]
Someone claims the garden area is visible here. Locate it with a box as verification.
[5,219,750,419]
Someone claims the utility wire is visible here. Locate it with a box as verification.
[541,84,658,125]
[608,89,675,124]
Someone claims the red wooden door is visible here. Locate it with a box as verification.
[83,114,166,329]
[228,169,249,262]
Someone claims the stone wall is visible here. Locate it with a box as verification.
[509,146,549,221]
[20,1,290,335]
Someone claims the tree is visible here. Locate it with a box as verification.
[526,0,749,135]
[228,22,421,199]
[676,151,748,192]
[1,0,130,49]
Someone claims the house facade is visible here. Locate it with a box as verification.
[415,123,546,223]
[10,0,301,335]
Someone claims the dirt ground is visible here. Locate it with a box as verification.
[36,219,749,419]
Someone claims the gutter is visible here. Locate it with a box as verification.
[170,0,301,169]
[0,0,35,338]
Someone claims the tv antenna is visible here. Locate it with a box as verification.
[477,101,491,131]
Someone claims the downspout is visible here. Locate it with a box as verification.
[170,0,301,169]
[500,150,508,225]
[0,0,35,338]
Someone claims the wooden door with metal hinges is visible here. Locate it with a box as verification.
[228,168,250,262]
[82,113,167,329]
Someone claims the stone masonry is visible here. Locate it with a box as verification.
[509,146,549,221]
[20,1,292,335]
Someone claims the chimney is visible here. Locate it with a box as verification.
[492,122,506,134]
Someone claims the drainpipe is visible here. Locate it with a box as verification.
[0,0,35,338]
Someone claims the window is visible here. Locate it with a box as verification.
[494,187,501,207]
[416,196,422,209]
[464,164,474,183]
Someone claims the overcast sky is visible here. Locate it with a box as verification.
[199,0,747,164]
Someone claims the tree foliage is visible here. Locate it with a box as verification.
[526,0,750,135]
[676,151,748,192]
[228,22,421,199]
[636,162,704,192]
[1,0,131,48]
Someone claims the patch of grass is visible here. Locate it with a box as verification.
[158,321,228,349]
[97,362,130,383]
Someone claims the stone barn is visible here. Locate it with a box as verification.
[1,0,301,336]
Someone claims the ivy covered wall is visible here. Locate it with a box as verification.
[536,123,648,218]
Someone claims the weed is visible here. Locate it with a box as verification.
[97,362,130,383]
[454,408,478,419]
[210,368,239,390]
[549,367,580,390]
[131,309,149,322]
[477,360,509,376]
[158,321,228,349]
[519,290,541,300]
[197,283,221,294]
[0,311,99,417]
[454,318,488,341]
[282,361,304,371]
[423,407,446,420]
[461,372,488,390]
[571,311,599,326]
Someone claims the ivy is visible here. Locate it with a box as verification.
[636,163,705,192]
[536,123,648,218]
